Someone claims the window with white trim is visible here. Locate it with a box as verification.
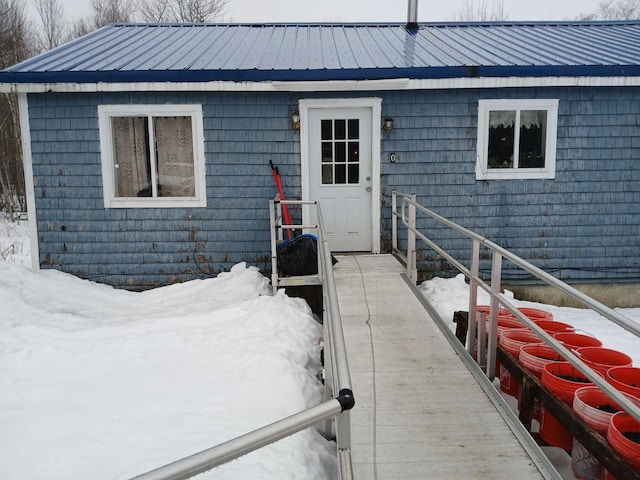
[476,99,558,180]
[98,105,206,208]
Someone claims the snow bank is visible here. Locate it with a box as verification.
[419,273,640,368]
[0,261,337,479]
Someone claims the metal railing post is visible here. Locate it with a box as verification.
[486,253,502,380]
[477,310,487,369]
[407,194,417,284]
[467,239,480,357]
[269,199,279,295]
[276,200,283,242]
[392,190,398,252]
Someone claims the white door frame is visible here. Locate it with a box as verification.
[299,97,381,254]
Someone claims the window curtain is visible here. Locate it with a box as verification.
[112,117,150,197]
[154,116,196,197]
[489,110,545,128]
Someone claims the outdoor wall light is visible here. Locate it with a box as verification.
[383,117,394,136]
[291,110,300,130]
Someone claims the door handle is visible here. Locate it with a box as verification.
[365,186,372,192]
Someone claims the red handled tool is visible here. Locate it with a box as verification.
[269,160,293,239]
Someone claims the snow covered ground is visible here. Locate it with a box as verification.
[0,214,337,479]
[1,214,639,479]
[419,273,640,478]
[419,273,640,367]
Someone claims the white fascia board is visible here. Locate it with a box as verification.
[3,75,640,93]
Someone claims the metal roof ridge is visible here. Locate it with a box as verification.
[103,20,640,27]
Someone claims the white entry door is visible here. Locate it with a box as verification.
[307,105,373,252]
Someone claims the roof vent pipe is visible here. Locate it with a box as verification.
[407,0,419,29]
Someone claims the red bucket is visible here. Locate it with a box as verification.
[535,319,574,334]
[554,332,603,350]
[575,347,633,375]
[496,314,527,333]
[517,307,553,321]
[571,386,626,480]
[473,308,525,370]
[520,344,566,378]
[607,366,640,398]
[498,329,543,397]
[519,344,565,421]
[607,411,640,470]
[540,362,596,450]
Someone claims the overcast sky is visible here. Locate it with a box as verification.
[48,0,604,23]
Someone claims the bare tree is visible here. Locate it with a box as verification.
[69,16,92,38]
[453,0,509,21]
[578,0,640,19]
[174,0,227,22]
[596,0,640,19]
[137,0,227,23]
[89,0,137,29]
[137,0,172,22]
[34,0,69,51]
[0,0,32,217]
[1,0,34,66]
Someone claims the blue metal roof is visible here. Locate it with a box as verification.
[3,21,640,84]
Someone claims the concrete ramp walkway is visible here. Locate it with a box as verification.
[333,254,546,480]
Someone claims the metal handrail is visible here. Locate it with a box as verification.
[391,190,640,424]
[129,197,354,480]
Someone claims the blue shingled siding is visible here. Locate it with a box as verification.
[379,86,640,284]
[28,91,303,288]
[28,86,640,288]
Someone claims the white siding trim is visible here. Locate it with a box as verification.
[4,75,640,93]
[18,93,40,270]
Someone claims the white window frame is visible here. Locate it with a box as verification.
[476,99,558,180]
[98,104,207,208]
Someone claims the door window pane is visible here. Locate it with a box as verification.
[348,164,359,183]
[348,119,359,139]
[334,119,346,140]
[335,142,346,163]
[335,164,346,184]
[322,164,333,184]
[348,142,359,162]
[321,119,332,140]
[321,142,332,163]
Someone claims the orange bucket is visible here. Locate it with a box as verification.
[575,347,633,375]
[519,344,565,421]
[498,329,543,397]
[519,344,566,378]
[554,332,603,350]
[540,362,596,450]
[517,307,553,321]
[571,386,625,480]
[474,307,525,373]
[607,411,640,473]
[534,319,574,334]
[606,366,640,398]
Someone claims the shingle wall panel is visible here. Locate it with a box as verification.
[27,85,640,288]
